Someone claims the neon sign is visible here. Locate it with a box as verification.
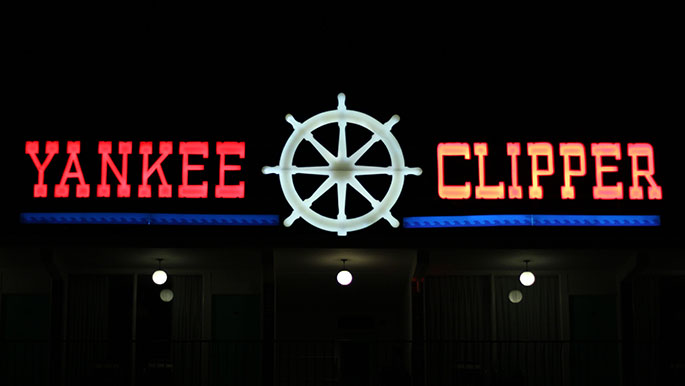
[22,96,664,236]
[437,142,662,200]
[263,93,422,236]
[25,141,246,199]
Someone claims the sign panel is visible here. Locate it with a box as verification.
[6,91,671,243]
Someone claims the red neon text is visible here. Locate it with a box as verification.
[139,141,173,198]
[98,141,132,198]
[216,142,246,198]
[25,141,59,198]
[474,143,505,199]
[627,143,662,200]
[26,141,246,199]
[179,142,209,199]
[592,143,623,200]
[559,143,586,200]
[55,141,89,198]
[437,142,662,200]
[437,143,471,199]
[528,142,555,199]
[506,143,523,199]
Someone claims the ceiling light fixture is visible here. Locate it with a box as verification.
[160,288,174,302]
[336,259,353,286]
[508,289,523,304]
[152,258,168,285]
[519,259,535,287]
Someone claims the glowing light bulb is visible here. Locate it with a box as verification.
[337,270,353,286]
[508,289,523,303]
[519,271,535,287]
[160,288,174,302]
[152,269,168,285]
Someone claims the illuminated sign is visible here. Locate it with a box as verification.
[25,141,246,199]
[20,95,665,236]
[263,93,422,236]
[437,142,662,200]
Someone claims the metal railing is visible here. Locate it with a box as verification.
[0,339,682,386]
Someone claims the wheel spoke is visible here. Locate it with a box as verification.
[352,166,394,176]
[292,166,331,176]
[383,213,400,228]
[349,178,380,208]
[304,133,336,164]
[349,134,381,164]
[337,182,347,220]
[303,177,335,207]
[338,119,348,158]
[284,211,300,227]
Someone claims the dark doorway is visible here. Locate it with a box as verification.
[136,274,173,386]
[211,294,261,385]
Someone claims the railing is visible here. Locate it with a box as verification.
[0,339,683,386]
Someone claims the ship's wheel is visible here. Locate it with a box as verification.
[263,93,422,235]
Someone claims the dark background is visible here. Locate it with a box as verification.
[2,5,684,386]
[4,2,682,247]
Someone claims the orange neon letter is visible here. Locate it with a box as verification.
[437,143,471,199]
[55,141,90,198]
[507,142,523,199]
[559,143,587,200]
[97,141,132,198]
[139,141,173,198]
[474,143,505,199]
[627,143,662,200]
[215,141,245,198]
[179,141,209,198]
[26,141,59,198]
[592,143,623,200]
[527,142,554,199]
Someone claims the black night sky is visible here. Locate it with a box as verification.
[5,4,681,244]
[3,3,683,386]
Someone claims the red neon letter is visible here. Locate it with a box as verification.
[628,143,662,200]
[139,142,173,198]
[216,142,245,198]
[559,143,587,200]
[474,143,505,199]
[26,141,59,198]
[437,143,471,199]
[527,142,554,199]
[592,143,623,200]
[97,141,132,198]
[179,142,209,198]
[507,142,523,199]
[55,141,89,198]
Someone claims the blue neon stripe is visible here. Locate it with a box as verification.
[403,215,532,228]
[403,214,660,228]
[533,215,660,227]
[20,212,280,226]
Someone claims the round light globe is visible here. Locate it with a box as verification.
[508,289,523,304]
[160,289,174,302]
[152,269,168,285]
[336,270,353,286]
[519,271,535,287]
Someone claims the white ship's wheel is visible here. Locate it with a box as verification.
[263,93,422,236]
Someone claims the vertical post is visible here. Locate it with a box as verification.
[559,273,570,386]
[490,274,497,377]
[262,249,275,386]
[61,273,69,386]
[131,273,138,386]
[616,252,637,386]
[202,271,211,386]
[412,249,428,386]
[40,248,64,386]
